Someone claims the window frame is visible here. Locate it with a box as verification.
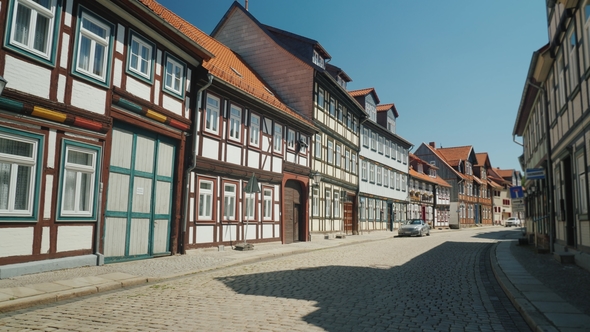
[0,127,44,221]
[312,187,319,216]
[287,129,296,151]
[325,189,331,218]
[204,93,221,136]
[126,30,155,83]
[222,182,237,221]
[327,140,334,164]
[361,160,367,181]
[228,104,242,142]
[5,0,61,65]
[163,52,187,99]
[56,139,101,221]
[273,123,283,154]
[263,187,273,220]
[243,186,257,221]
[249,113,261,148]
[197,178,214,221]
[72,7,115,87]
[333,191,340,218]
[335,144,341,168]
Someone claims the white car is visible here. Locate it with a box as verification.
[504,217,521,227]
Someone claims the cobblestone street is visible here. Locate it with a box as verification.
[0,230,530,331]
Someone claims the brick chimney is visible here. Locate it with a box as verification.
[429,142,436,148]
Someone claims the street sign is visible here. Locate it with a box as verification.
[511,198,524,205]
[512,205,525,213]
[526,168,545,180]
[244,173,261,194]
[510,186,524,199]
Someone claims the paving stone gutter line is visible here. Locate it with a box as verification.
[0,232,398,314]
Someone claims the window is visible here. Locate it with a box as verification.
[164,53,186,97]
[0,129,42,219]
[363,128,369,147]
[198,180,213,220]
[205,94,220,134]
[378,137,383,154]
[317,88,325,109]
[361,160,367,181]
[577,151,588,215]
[360,197,366,220]
[249,114,260,147]
[312,187,319,216]
[384,169,388,187]
[335,145,341,167]
[351,154,357,175]
[229,105,242,141]
[7,0,60,64]
[273,124,283,153]
[390,171,395,190]
[287,129,296,150]
[73,9,113,85]
[388,117,396,134]
[312,50,325,68]
[368,199,374,220]
[377,166,382,185]
[396,173,400,190]
[329,98,336,117]
[315,134,322,158]
[557,51,566,109]
[327,141,333,164]
[385,140,390,157]
[245,192,255,220]
[223,184,236,220]
[567,26,578,94]
[584,1,590,70]
[127,31,154,82]
[263,188,272,220]
[371,132,377,151]
[333,191,340,218]
[345,150,350,172]
[325,189,331,218]
[299,135,308,154]
[58,141,100,220]
[369,163,375,183]
[392,144,397,160]
[338,105,343,122]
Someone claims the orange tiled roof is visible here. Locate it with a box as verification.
[421,143,466,180]
[136,0,311,125]
[495,168,514,179]
[436,146,472,165]
[409,168,451,187]
[348,87,375,97]
[475,153,489,167]
[376,103,394,112]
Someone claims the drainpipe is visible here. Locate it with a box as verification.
[95,139,106,266]
[180,73,213,254]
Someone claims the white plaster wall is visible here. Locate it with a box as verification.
[116,23,125,54]
[222,224,237,241]
[57,74,67,103]
[43,174,53,219]
[184,97,190,120]
[41,226,50,254]
[189,197,195,222]
[113,59,122,88]
[64,0,73,27]
[272,156,282,173]
[70,80,107,115]
[247,150,260,168]
[5,55,51,99]
[154,81,160,105]
[47,129,56,168]
[0,227,34,257]
[299,156,307,167]
[126,76,151,99]
[262,224,273,239]
[201,137,219,160]
[226,144,241,165]
[162,94,182,116]
[245,224,256,240]
[56,225,93,252]
[189,226,194,244]
[60,33,69,70]
[195,225,214,244]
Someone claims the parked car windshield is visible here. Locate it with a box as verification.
[410,219,423,225]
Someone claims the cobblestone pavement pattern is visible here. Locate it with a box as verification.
[0,230,531,331]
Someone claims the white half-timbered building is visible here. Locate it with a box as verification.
[143,2,317,249]
[349,88,412,232]
[0,0,212,277]
[211,3,367,238]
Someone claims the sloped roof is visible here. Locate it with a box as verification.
[136,0,312,126]
[475,153,490,167]
[420,143,466,180]
[376,103,399,118]
[348,87,381,104]
[436,146,473,167]
[495,168,515,179]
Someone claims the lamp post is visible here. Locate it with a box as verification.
[0,76,7,97]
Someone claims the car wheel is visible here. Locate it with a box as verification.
[420,229,425,237]
[427,230,430,236]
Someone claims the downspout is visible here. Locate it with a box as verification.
[180,73,213,254]
[95,140,106,265]
[525,80,554,253]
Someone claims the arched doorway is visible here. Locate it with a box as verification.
[284,180,304,244]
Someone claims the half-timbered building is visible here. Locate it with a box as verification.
[141,1,317,249]
[0,0,212,277]
[211,3,367,238]
[409,154,451,228]
[349,88,412,232]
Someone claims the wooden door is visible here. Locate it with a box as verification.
[344,201,353,234]
[103,126,175,262]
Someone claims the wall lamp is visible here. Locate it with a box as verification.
[0,76,7,97]
[310,170,322,187]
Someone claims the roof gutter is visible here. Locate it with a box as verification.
[180,73,213,254]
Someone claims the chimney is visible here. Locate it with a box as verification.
[429,142,436,148]
[245,0,248,10]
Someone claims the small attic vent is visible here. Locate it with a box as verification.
[230,67,242,78]
[263,86,274,96]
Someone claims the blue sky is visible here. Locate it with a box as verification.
[157,0,548,172]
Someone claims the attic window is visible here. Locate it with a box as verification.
[230,67,242,78]
[312,50,325,69]
[263,86,274,96]
[337,76,347,89]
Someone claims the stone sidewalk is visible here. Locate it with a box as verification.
[1,227,589,331]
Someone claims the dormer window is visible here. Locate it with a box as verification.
[337,76,347,89]
[312,50,325,69]
[366,102,377,122]
[387,117,396,134]
[417,164,423,174]
[429,169,436,177]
